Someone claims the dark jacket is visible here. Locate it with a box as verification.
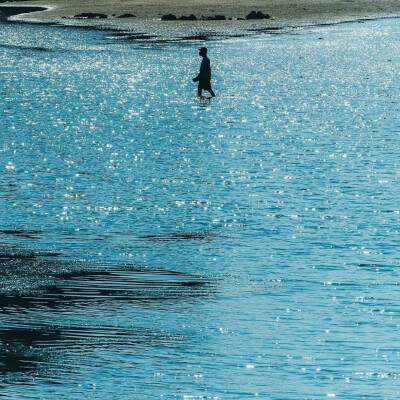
[194,56,211,83]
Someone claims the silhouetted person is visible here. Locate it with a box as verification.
[193,47,215,97]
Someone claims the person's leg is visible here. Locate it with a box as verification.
[197,83,202,97]
[205,82,215,97]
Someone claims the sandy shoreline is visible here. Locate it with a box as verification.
[3,0,400,22]
[1,0,400,39]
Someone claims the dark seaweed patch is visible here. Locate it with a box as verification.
[0,250,64,261]
[0,230,43,239]
[0,272,209,311]
[0,252,212,311]
[0,327,60,375]
[138,230,221,242]
[179,34,211,41]
[247,26,286,34]
[106,32,156,41]
[0,238,214,379]
[0,44,51,52]
[0,324,185,376]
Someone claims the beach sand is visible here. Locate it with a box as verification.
[3,0,400,28]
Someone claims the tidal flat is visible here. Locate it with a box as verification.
[1,15,400,399]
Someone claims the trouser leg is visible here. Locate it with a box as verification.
[203,82,215,97]
[197,83,202,97]
[208,87,216,97]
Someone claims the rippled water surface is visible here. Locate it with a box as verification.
[1,17,400,399]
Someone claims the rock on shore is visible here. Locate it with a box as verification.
[73,12,108,19]
[246,11,271,19]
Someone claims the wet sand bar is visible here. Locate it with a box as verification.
[4,0,400,27]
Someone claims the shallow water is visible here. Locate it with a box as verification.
[1,17,400,399]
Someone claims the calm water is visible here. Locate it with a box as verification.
[1,16,400,399]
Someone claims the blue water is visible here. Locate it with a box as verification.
[1,16,400,399]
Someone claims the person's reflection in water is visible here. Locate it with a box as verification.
[193,47,216,97]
